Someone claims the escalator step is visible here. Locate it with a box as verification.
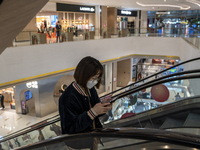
[183,113,200,127]
[160,117,183,129]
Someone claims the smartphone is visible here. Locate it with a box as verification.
[101,94,112,103]
[109,97,117,103]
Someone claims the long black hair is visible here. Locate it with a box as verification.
[74,56,103,91]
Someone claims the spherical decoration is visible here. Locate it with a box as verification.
[151,84,169,102]
[120,113,135,119]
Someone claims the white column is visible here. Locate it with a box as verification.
[74,12,76,25]
[63,12,65,20]
[140,11,148,35]
[135,10,140,35]
[95,5,101,39]
[84,13,86,21]
[67,12,69,26]
[105,62,113,93]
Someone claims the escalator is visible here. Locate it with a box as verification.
[14,128,200,150]
[102,57,200,129]
[1,57,200,149]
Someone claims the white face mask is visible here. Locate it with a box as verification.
[87,80,98,89]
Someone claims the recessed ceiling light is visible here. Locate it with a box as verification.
[136,2,190,10]
[163,145,170,149]
[187,0,200,7]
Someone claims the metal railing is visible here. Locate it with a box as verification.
[12,27,200,48]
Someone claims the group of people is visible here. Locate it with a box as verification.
[38,20,62,43]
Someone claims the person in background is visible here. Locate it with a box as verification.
[0,93,5,109]
[40,22,45,33]
[175,92,181,100]
[56,21,62,43]
[44,20,47,31]
[59,56,112,134]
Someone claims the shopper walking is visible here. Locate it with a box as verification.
[0,93,5,109]
[56,21,62,43]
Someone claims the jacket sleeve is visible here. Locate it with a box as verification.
[59,94,93,134]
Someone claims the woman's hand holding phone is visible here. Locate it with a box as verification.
[100,94,112,104]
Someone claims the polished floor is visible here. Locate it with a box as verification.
[0,102,58,138]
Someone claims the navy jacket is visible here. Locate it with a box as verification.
[59,82,102,134]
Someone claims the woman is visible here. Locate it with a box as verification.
[59,56,112,134]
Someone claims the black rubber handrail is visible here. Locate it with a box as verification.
[112,73,200,101]
[15,128,200,150]
[101,56,200,98]
[104,95,200,127]
[0,114,60,141]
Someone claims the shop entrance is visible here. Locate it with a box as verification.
[0,87,15,110]
[19,90,35,116]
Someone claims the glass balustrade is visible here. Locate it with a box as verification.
[12,27,200,48]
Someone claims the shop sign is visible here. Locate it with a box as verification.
[117,9,137,16]
[57,3,95,13]
[80,7,95,12]
[156,11,170,15]
[26,81,38,88]
[121,10,132,15]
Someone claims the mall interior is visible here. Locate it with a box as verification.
[0,0,200,149]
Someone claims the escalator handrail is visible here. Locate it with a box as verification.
[1,69,200,143]
[15,128,200,150]
[0,117,60,143]
[101,56,200,98]
[111,73,200,102]
[0,114,60,141]
[105,95,200,127]
[112,69,200,101]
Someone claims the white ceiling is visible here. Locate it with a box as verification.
[50,0,200,11]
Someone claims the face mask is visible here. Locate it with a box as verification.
[87,80,98,89]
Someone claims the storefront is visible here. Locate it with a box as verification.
[36,13,58,42]
[133,58,181,82]
[56,3,95,32]
[117,10,137,34]
[36,13,58,32]
[0,87,15,109]
[147,10,200,36]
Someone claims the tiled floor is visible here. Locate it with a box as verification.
[0,103,58,138]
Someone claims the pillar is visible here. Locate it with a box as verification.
[107,7,117,35]
[95,5,101,39]
[101,6,108,37]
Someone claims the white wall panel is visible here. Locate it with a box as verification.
[0,37,199,85]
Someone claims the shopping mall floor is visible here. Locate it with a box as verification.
[0,102,58,138]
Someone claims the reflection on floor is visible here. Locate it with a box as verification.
[0,102,58,138]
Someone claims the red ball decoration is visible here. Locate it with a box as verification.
[151,84,169,102]
[120,113,135,119]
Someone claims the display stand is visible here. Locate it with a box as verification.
[89,31,95,39]
[67,32,74,41]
